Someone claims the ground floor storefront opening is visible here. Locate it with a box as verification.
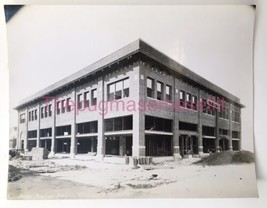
[232,140,240,151]
[145,135,172,156]
[40,139,51,151]
[219,138,229,151]
[203,137,216,153]
[105,136,132,156]
[179,135,198,157]
[28,140,36,151]
[56,138,71,153]
[77,137,97,154]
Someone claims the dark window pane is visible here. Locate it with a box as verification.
[164,119,172,132]
[123,116,132,130]
[157,81,163,100]
[77,94,83,109]
[91,89,97,106]
[105,118,113,132]
[166,85,172,102]
[147,77,154,98]
[114,117,122,131]
[108,83,115,101]
[145,116,154,130]
[84,91,89,107]
[90,121,98,133]
[123,79,129,98]
[180,91,185,107]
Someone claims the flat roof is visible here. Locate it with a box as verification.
[15,39,244,109]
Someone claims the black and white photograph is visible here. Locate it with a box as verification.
[2,2,259,200]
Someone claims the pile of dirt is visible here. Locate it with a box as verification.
[8,165,22,182]
[194,150,255,166]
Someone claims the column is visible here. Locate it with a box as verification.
[229,103,233,150]
[238,107,242,150]
[91,138,95,152]
[97,76,105,159]
[173,78,181,158]
[70,89,77,157]
[36,102,41,148]
[215,107,220,152]
[133,110,145,157]
[198,90,203,155]
[184,135,188,156]
[132,65,145,157]
[119,136,126,156]
[24,107,29,152]
[17,111,20,150]
[51,98,56,156]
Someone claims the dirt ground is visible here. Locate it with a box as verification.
[7,155,258,199]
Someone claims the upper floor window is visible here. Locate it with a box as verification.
[57,101,61,115]
[157,81,163,100]
[192,95,197,110]
[40,128,52,137]
[203,99,215,116]
[166,85,172,102]
[77,121,98,134]
[48,104,52,117]
[123,78,129,98]
[147,77,154,98]
[179,90,185,107]
[20,113,25,123]
[35,109,37,120]
[56,125,71,136]
[107,78,129,101]
[91,89,97,106]
[45,106,48,117]
[28,130,37,138]
[62,100,66,113]
[232,131,239,138]
[115,80,123,100]
[84,91,89,107]
[202,126,215,136]
[219,129,228,136]
[219,103,229,119]
[145,115,172,132]
[29,111,32,121]
[31,110,34,121]
[202,99,207,113]
[105,115,133,132]
[108,83,115,101]
[41,107,44,118]
[77,94,83,109]
[232,109,240,122]
[186,93,192,109]
[67,98,71,112]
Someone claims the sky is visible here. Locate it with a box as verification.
[6,5,255,151]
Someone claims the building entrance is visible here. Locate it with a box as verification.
[179,135,198,157]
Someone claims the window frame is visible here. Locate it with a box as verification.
[192,95,197,110]
[57,101,61,115]
[77,94,83,109]
[48,104,52,117]
[41,107,44,118]
[84,91,89,107]
[156,81,163,101]
[91,89,97,106]
[186,93,192,109]
[61,100,66,113]
[146,77,154,98]
[179,90,185,107]
[35,109,37,120]
[166,85,172,102]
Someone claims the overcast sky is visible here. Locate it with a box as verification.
[6,5,254,151]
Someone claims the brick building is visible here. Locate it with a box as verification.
[15,39,243,158]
